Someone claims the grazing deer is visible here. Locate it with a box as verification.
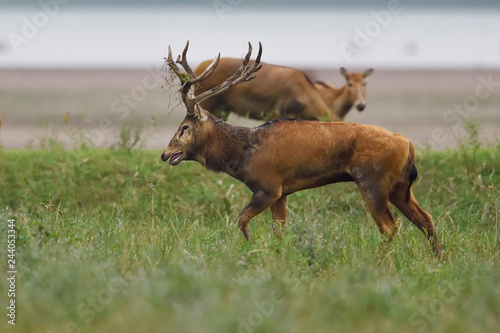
[194,58,372,121]
[162,41,442,258]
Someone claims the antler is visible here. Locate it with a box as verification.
[166,41,262,116]
[166,41,219,114]
[175,40,195,78]
[196,42,262,105]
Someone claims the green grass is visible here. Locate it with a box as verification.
[0,143,499,333]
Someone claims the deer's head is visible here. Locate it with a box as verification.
[340,67,373,112]
[161,41,262,166]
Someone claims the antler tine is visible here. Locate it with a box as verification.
[254,41,263,69]
[196,42,263,105]
[166,45,186,83]
[244,41,263,81]
[176,40,195,77]
[166,43,197,114]
[242,41,253,67]
[191,53,221,84]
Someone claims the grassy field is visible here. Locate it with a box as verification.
[0,131,499,332]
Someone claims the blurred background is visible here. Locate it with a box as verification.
[0,0,499,149]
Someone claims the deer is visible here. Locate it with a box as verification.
[314,67,373,120]
[194,57,373,121]
[161,41,443,258]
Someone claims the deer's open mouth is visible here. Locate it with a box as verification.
[161,151,183,165]
[168,151,183,165]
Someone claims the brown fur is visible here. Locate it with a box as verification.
[163,42,442,258]
[194,59,372,121]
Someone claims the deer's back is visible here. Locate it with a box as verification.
[195,58,318,119]
[245,119,412,194]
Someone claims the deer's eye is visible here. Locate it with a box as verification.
[179,125,189,138]
[348,83,353,88]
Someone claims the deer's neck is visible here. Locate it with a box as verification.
[324,85,352,119]
[336,87,354,119]
[201,117,253,180]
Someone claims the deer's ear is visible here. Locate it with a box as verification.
[363,69,374,78]
[340,67,348,78]
[194,104,208,121]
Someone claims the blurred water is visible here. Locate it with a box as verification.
[0,6,499,69]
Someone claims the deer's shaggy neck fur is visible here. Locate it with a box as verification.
[201,115,254,180]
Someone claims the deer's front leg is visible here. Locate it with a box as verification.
[238,190,280,240]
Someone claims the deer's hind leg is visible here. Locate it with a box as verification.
[270,195,288,237]
[356,180,398,241]
[389,184,443,258]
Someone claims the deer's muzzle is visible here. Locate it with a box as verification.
[161,150,183,165]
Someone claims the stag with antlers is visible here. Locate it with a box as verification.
[161,42,442,258]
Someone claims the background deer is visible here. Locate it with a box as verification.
[314,67,373,119]
[162,41,442,258]
[194,58,372,121]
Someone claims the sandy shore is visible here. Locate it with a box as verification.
[1,68,499,150]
